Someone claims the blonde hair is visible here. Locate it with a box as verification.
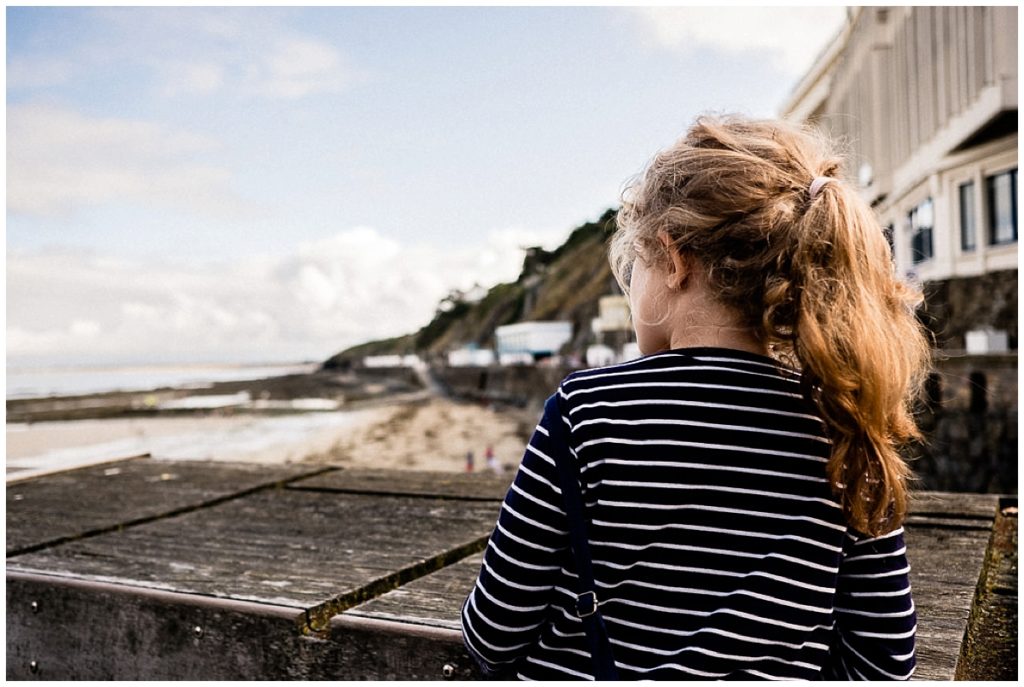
[611,114,932,536]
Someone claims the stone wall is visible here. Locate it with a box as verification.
[921,269,1018,350]
[912,353,1018,493]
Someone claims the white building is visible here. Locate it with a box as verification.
[591,295,631,334]
[363,354,404,368]
[498,352,535,366]
[495,321,573,360]
[782,6,1017,350]
[585,344,617,367]
[363,354,421,368]
[447,347,496,367]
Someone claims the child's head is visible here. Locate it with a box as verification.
[611,113,932,535]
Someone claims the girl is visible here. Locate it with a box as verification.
[461,114,930,680]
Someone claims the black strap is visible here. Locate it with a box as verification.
[544,393,620,681]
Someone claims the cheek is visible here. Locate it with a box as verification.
[627,261,671,355]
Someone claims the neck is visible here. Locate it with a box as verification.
[667,326,768,356]
[664,291,769,357]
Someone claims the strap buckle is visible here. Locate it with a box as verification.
[575,591,598,618]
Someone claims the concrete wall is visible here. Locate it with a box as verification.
[431,364,577,409]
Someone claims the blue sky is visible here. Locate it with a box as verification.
[7,5,848,367]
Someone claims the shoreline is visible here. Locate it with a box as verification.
[6,369,539,480]
[5,367,423,424]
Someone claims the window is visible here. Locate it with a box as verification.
[908,198,934,264]
[987,168,1017,245]
[959,181,976,251]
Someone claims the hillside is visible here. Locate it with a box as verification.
[323,208,620,368]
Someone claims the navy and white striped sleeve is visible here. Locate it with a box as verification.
[825,526,917,680]
[460,393,570,674]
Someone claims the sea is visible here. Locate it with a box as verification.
[4,361,362,481]
[6,362,319,400]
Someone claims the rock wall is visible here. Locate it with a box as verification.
[912,353,1018,493]
[921,269,1018,350]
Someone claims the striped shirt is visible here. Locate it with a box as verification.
[461,346,916,680]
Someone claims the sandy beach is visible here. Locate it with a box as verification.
[302,397,537,472]
[6,395,538,479]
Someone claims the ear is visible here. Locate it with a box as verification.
[657,231,689,290]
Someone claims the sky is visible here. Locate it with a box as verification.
[6,4,848,368]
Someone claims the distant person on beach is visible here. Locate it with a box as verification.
[485,444,502,474]
[461,114,929,679]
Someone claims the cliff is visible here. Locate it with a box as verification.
[323,208,619,368]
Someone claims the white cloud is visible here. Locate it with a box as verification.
[69,319,103,338]
[626,6,849,76]
[7,104,251,218]
[250,37,348,99]
[6,224,570,367]
[159,61,226,96]
[7,56,75,90]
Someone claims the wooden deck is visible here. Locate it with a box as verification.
[5,456,1015,680]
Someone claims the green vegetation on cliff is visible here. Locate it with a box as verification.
[323,208,620,368]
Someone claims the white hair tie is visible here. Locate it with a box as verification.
[808,176,835,200]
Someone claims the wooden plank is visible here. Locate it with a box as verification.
[909,491,1000,519]
[6,457,329,556]
[7,489,499,620]
[6,571,477,680]
[906,525,994,680]
[6,452,153,485]
[288,468,513,501]
[346,553,485,630]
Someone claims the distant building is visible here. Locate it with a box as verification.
[591,295,631,334]
[590,294,635,363]
[782,6,1017,352]
[363,354,420,368]
[586,340,644,368]
[447,347,496,367]
[585,344,616,367]
[495,321,573,362]
[498,352,535,367]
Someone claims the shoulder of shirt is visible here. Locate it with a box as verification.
[560,350,801,389]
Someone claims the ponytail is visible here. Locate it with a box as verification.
[786,179,931,536]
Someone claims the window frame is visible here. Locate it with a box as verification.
[958,180,977,252]
[986,167,1018,246]
[908,197,934,265]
